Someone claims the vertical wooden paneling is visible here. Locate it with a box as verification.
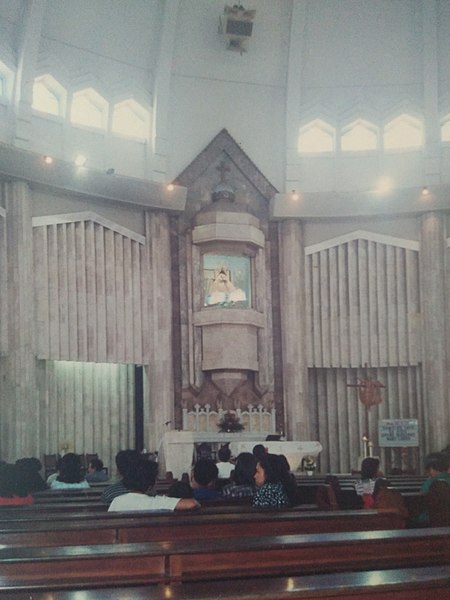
[0,213,7,354]
[114,235,125,362]
[386,245,398,364]
[358,240,369,367]
[38,360,135,475]
[338,245,349,367]
[326,369,339,473]
[85,222,97,362]
[304,254,313,366]
[312,252,321,366]
[348,241,360,367]
[95,225,107,362]
[376,244,388,366]
[66,224,78,360]
[75,223,88,361]
[309,365,423,473]
[329,247,339,366]
[132,241,143,363]
[406,249,420,365]
[34,226,49,357]
[396,248,407,365]
[367,241,378,366]
[57,225,69,360]
[123,237,134,363]
[104,229,116,362]
[33,217,147,365]
[48,225,60,358]
[319,250,331,367]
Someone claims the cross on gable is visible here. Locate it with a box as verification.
[216,160,230,182]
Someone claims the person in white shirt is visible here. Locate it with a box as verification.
[216,445,234,479]
[108,459,199,512]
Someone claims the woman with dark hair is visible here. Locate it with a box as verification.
[222,452,257,499]
[50,453,90,490]
[15,457,48,493]
[0,463,34,505]
[354,457,382,508]
[252,453,294,508]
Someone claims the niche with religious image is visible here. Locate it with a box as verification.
[203,254,251,308]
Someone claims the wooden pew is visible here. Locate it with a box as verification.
[0,528,447,590]
[0,509,405,547]
[2,566,448,600]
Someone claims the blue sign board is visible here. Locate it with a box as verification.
[378,419,419,447]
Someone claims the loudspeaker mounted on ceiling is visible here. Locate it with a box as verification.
[219,4,256,54]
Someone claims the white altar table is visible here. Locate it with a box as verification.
[159,430,322,479]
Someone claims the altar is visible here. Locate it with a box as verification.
[159,430,322,479]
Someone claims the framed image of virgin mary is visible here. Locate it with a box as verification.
[203,254,251,308]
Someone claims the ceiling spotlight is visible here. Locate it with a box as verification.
[167,183,174,191]
[106,168,115,175]
[43,155,54,165]
[74,154,87,167]
[421,186,430,196]
[291,190,299,201]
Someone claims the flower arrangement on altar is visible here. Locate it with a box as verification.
[217,412,245,433]
[302,455,316,474]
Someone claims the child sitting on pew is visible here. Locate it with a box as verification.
[191,459,220,501]
[108,459,199,512]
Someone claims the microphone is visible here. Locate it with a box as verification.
[164,420,172,426]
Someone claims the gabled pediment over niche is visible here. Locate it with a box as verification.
[305,230,419,255]
[32,211,145,244]
[174,128,278,225]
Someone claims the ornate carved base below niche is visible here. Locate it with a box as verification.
[181,372,273,414]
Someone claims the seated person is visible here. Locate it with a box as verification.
[50,453,90,489]
[191,458,220,500]
[108,459,199,512]
[372,477,408,519]
[420,452,450,493]
[167,480,194,499]
[222,452,256,499]
[101,449,141,504]
[354,457,383,508]
[252,453,293,508]
[15,457,48,493]
[252,444,268,461]
[216,445,234,480]
[0,463,34,505]
[417,452,450,525]
[85,457,109,483]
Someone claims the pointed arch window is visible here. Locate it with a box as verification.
[383,114,423,150]
[33,75,66,117]
[112,99,150,140]
[441,115,450,142]
[298,119,335,154]
[341,119,378,151]
[71,88,108,130]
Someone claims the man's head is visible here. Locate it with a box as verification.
[123,459,158,493]
[192,459,218,488]
[115,449,140,477]
[425,452,449,477]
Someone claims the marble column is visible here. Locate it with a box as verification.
[278,219,310,440]
[143,211,174,454]
[2,181,38,460]
[419,211,449,453]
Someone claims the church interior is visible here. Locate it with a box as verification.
[0,0,449,480]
